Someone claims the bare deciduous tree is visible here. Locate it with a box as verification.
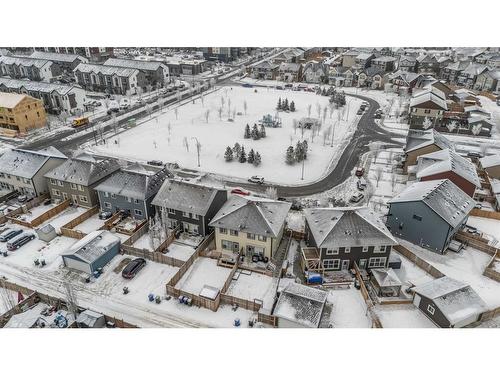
[307,104,312,117]
[243,100,248,115]
[205,109,210,123]
[183,136,189,152]
[265,186,278,200]
[374,166,383,187]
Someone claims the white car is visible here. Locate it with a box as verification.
[248,176,265,184]
[120,99,130,109]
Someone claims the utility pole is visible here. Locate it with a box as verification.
[301,157,305,180]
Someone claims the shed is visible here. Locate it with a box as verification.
[36,224,57,242]
[76,309,106,328]
[370,268,402,297]
[61,230,121,274]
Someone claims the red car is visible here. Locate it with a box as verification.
[231,188,251,196]
[355,167,365,177]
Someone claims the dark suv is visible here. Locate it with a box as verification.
[7,233,36,250]
[122,258,146,279]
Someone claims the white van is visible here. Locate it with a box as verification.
[357,177,367,191]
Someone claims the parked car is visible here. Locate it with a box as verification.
[474,202,483,210]
[349,193,364,203]
[7,233,35,251]
[355,167,365,177]
[242,83,253,88]
[231,188,251,196]
[357,178,367,191]
[467,151,482,159]
[122,258,146,279]
[98,211,113,220]
[147,160,163,166]
[357,109,364,115]
[0,226,11,234]
[276,86,284,90]
[17,195,27,203]
[120,99,130,110]
[248,176,264,184]
[284,83,293,88]
[0,229,23,242]
[465,225,481,235]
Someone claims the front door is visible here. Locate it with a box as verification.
[359,259,367,269]
[72,195,78,205]
[341,260,350,271]
[246,245,254,257]
[62,192,68,201]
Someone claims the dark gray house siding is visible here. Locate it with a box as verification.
[97,191,153,221]
[414,294,448,328]
[62,241,120,273]
[386,201,463,254]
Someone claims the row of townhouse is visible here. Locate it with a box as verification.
[0,55,61,82]
[33,47,114,63]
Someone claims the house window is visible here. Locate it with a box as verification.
[183,211,190,218]
[134,199,140,204]
[50,179,57,185]
[219,228,228,235]
[413,214,422,221]
[362,246,368,253]
[134,209,142,216]
[104,192,109,197]
[104,202,111,209]
[57,180,63,186]
[79,195,88,203]
[192,214,199,220]
[427,305,435,315]
[52,189,60,196]
[167,208,176,214]
[424,109,431,114]
[247,233,256,240]
[326,248,339,255]
[230,229,239,236]
[70,183,77,190]
[374,246,386,254]
[344,247,350,253]
[368,257,386,268]
[111,193,116,199]
[258,235,267,242]
[323,259,340,270]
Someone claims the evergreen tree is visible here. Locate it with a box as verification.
[302,140,309,159]
[283,98,289,111]
[224,146,233,162]
[247,148,255,164]
[259,124,266,138]
[294,142,303,162]
[233,142,241,158]
[277,97,282,110]
[251,124,260,140]
[244,124,251,139]
[253,152,261,166]
[239,146,247,163]
[286,146,295,164]
[290,101,295,112]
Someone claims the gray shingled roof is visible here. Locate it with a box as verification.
[94,167,169,200]
[390,179,475,228]
[152,179,225,216]
[0,55,51,69]
[63,230,120,264]
[209,195,291,238]
[405,129,454,153]
[30,51,85,64]
[0,77,81,96]
[416,149,481,188]
[74,63,138,77]
[44,154,120,186]
[0,147,66,179]
[304,207,397,249]
[103,58,166,71]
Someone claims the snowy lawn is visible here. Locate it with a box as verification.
[176,257,231,294]
[392,249,434,286]
[73,214,105,234]
[91,85,363,184]
[133,234,155,251]
[375,304,436,328]
[17,203,58,222]
[226,271,277,310]
[286,211,305,232]
[400,240,500,309]
[466,216,500,243]
[0,287,17,314]
[42,206,88,233]
[166,242,196,261]
[327,288,372,328]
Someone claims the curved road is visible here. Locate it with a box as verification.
[226,93,402,197]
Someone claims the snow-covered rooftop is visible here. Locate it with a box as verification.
[410,86,448,110]
[0,55,51,69]
[30,50,85,64]
[103,57,167,72]
[0,147,66,179]
[152,179,225,216]
[416,149,481,188]
[63,230,120,264]
[304,207,398,249]
[209,195,291,238]
[480,154,500,169]
[371,268,402,288]
[390,179,475,228]
[0,77,83,96]
[405,129,454,154]
[74,63,138,77]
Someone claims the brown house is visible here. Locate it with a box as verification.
[0,92,46,136]
[403,129,454,173]
[415,149,480,197]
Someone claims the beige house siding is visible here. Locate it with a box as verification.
[404,144,441,172]
[485,165,500,179]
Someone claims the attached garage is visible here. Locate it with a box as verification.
[61,230,121,274]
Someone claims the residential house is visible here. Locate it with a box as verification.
[151,179,227,236]
[398,55,418,72]
[273,283,327,328]
[103,58,170,90]
[34,47,114,63]
[329,66,355,87]
[387,179,475,253]
[0,55,61,82]
[249,60,279,80]
[387,71,423,94]
[0,92,47,135]
[440,60,469,84]
[0,147,67,197]
[417,54,439,75]
[486,55,500,69]
[303,207,398,271]
[29,51,88,74]
[273,48,305,65]
[73,63,141,95]
[415,149,480,197]
[302,61,327,83]
[480,154,500,179]
[44,153,120,207]
[95,165,170,220]
[354,53,375,69]
[209,195,291,259]
[409,86,448,128]
[473,69,500,92]
[357,67,387,89]
[278,62,302,82]
[403,129,454,172]
[412,277,487,328]
[466,117,494,137]
[0,77,85,115]
[371,56,397,72]
[457,63,489,89]
[341,50,361,68]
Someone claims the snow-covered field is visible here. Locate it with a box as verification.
[176,257,231,294]
[226,271,277,310]
[327,288,372,328]
[375,304,436,328]
[91,85,362,184]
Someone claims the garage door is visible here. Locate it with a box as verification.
[63,256,91,274]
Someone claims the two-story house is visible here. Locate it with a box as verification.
[409,87,448,128]
[209,195,291,260]
[371,56,397,72]
[302,61,327,83]
[44,153,120,208]
[151,179,227,236]
[0,55,61,82]
[0,147,66,198]
[278,62,302,82]
[73,63,142,95]
[103,58,170,91]
[95,165,170,220]
[403,129,454,172]
[398,55,418,72]
[248,61,279,80]
[303,207,398,271]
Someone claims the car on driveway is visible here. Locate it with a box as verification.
[147,160,164,166]
[349,193,364,203]
[0,229,23,242]
[98,211,113,220]
[122,258,146,279]
[357,109,364,115]
[231,188,251,196]
[355,167,365,177]
[248,176,265,184]
[7,233,35,251]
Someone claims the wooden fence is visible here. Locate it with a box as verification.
[220,294,263,312]
[455,232,500,258]
[286,229,306,241]
[7,197,69,228]
[122,221,150,246]
[101,211,122,230]
[483,250,500,282]
[257,311,277,327]
[393,245,445,278]
[155,225,179,253]
[121,245,185,268]
[4,193,49,226]
[60,206,99,239]
[353,263,383,328]
[470,208,500,221]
